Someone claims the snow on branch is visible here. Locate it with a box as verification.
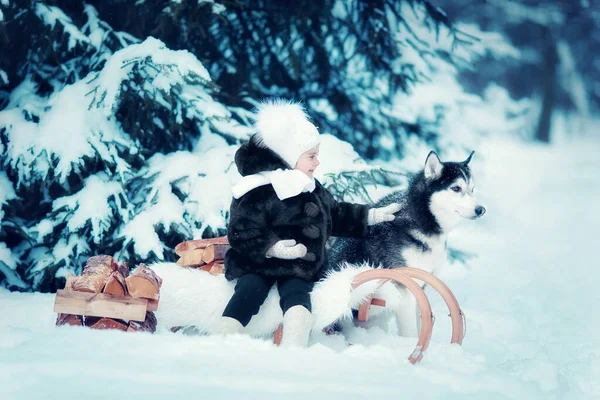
[118,140,239,260]
[0,242,27,290]
[0,34,256,290]
[86,37,250,155]
[36,173,127,245]
[0,171,16,226]
[0,78,136,188]
[35,3,90,51]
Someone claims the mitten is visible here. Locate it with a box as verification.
[367,203,402,226]
[265,239,308,260]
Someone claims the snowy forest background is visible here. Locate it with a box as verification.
[0,0,598,293]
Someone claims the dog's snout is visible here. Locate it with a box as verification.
[475,206,486,217]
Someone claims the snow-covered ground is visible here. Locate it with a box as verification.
[1,137,599,399]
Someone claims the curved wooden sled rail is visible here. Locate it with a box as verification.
[352,269,433,364]
[273,269,438,364]
[356,267,465,350]
[398,267,465,344]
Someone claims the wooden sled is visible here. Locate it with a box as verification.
[175,236,466,364]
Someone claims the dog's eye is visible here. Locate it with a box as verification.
[451,186,462,193]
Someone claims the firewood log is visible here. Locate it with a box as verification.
[198,261,224,275]
[113,261,129,278]
[71,274,108,293]
[88,317,128,331]
[103,271,128,296]
[147,299,159,312]
[84,316,101,326]
[56,277,84,326]
[55,313,83,326]
[213,244,230,260]
[64,275,76,291]
[175,248,204,267]
[71,255,115,293]
[201,244,231,264]
[127,311,157,333]
[175,237,229,256]
[82,255,115,276]
[209,262,224,276]
[125,264,162,300]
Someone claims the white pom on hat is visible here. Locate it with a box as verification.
[254,98,320,168]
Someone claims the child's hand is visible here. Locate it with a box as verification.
[368,203,402,225]
[266,239,308,260]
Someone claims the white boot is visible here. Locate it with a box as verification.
[215,316,244,335]
[280,305,313,347]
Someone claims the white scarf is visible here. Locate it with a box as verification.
[232,169,316,200]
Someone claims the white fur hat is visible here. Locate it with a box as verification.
[254,98,320,168]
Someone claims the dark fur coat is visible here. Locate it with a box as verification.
[225,136,369,282]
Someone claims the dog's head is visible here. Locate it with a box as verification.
[423,150,486,231]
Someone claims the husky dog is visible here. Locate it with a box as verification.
[327,151,486,336]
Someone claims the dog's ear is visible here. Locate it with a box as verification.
[424,151,443,180]
[463,150,475,166]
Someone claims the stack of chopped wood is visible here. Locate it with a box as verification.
[175,236,230,275]
[54,255,161,333]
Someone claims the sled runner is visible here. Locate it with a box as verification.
[175,237,466,364]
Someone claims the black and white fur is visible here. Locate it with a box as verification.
[327,151,486,336]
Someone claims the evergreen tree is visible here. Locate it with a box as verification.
[436,0,599,142]
[0,1,516,291]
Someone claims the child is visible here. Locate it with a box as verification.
[219,99,400,346]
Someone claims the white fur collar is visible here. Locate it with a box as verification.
[232,169,316,200]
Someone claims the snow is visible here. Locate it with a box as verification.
[0,171,16,225]
[486,0,564,26]
[315,134,376,181]
[331,1,349,20]
[51,173,126,244]
[121,188,185,259]
[1,137,599,399]
[0,76,135,186]
[51,236,89,271]
[91,37,212,114]
[35,3,90,50]
[0,242,26,290]
[557,40,590,117]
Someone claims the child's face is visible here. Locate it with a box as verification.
[294,145,320,178]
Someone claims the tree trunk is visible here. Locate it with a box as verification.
[535,27,558,143]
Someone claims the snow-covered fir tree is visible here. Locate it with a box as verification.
[0,0,526,291]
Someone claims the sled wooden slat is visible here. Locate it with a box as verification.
[398,267,465,344]
[53,290,148,322]
[356,281,388,322]
[273,324,283,346]
[352,269,433,364]
[355,267,466,355]
[371,298,386,307]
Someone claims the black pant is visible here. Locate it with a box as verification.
[222,273,313,327]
